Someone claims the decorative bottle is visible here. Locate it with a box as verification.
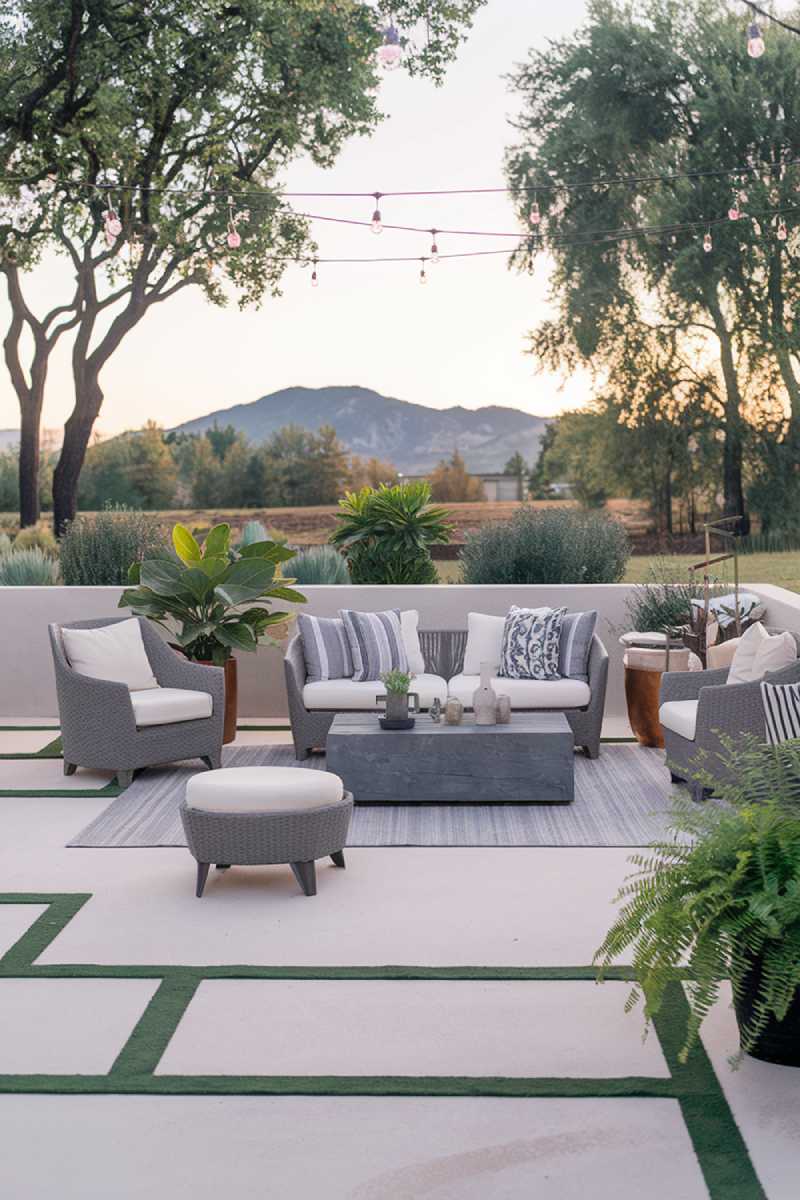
[472,662,498,725]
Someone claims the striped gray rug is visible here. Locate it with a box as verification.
[68,743,681,848]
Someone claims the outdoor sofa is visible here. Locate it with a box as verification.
[284,624,608,761]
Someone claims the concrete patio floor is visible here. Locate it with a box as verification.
[0,722,797,1199]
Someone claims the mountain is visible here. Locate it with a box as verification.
[171,386,549,474]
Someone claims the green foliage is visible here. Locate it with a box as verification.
[625,559,705,633]
[0,546,59,585]
[120,522,305,665]
[428,450,486,502]
[59,509,167,586]
[381,669,413,695]
[78,425,178,511]
[595,739,800,1061]
[0,531,12,556]
[330,482,452,585]
[237,521,270,548]
[460,506,629,584]
[12,524,57,555]
[290,546,351,586]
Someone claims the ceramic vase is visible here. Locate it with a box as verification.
[472,663,498,725]
[495,694,511,724]
[444,697,464,725]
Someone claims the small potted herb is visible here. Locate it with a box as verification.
[595,739,800,1067]
[378,669,419,726]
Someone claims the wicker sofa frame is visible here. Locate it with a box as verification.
[49,616,225,788]
[660,630,800,802]
[284,627,609,762]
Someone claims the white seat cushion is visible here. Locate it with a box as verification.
[447,673,591,710]
[62,618,158,692]
[303,674,448,711]
[186,766,344,813]
[130,687,213,727]
[659,700,698,742]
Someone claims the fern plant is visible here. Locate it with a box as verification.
[595,739,800,1062]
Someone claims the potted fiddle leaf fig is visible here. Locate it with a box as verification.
[120,523,305,742]
[595,738,800,1067]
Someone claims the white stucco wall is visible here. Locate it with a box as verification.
[2,581,800,718]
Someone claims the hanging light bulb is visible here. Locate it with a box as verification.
[377,22,402,71]
[419,257,427,285]
[225,194,240,248]
[777,219,788,241]
[529,198,541,226]
[747,22,765,58]
[311,259,319,287]
[728,197,740,221]
[371,192,382,235]
[703,228,713,253]
[430,229,439,263]
[103,196,122,245]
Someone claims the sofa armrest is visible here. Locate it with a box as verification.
[284,635,307,700]
[139,622,225,707]
[660,667,728,705]
[695,679,767,740]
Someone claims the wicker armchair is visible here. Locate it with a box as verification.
[49,617,225,787]
[660,631,800,802]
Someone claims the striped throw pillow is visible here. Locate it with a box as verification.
[339,609,409,682]
[298,615,354,683]
[761,681,800,745]
[559,610,598,681]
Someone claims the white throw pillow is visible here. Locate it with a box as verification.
[726,622,769,684]
[463,612,507,675]
[61,618,158,692]
[400,610,425,675]
[752,630,797,679]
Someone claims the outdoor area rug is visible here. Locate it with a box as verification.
[68,743,681,849]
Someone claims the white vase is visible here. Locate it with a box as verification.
[472,662,497,725]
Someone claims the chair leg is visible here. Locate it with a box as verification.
[201,753,222,771]
[196,862,210,897]
[116,769,134,789]
[63,761,77,777]
[290,860,317,896]
[670,771,684,784]
[215,864,230,870]
[690,782,709,804]
[330,850,346,868]
[583,743,600,760]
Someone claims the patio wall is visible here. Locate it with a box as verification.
[2,582,800,718]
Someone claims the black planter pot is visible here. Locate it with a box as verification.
[733,959,800,1067]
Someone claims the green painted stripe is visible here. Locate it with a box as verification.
[110,973,200,1076]
[0,726,59,732]
[0,785,121,797]
[0,735,63,760]
[0,894,91,970]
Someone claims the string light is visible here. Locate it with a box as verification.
[747,21,766,57]
[370,192,382,234]
[777,219,788,241]
[529,198,541,226]
[225,195,240,248]
[703,228,713,252]
[377,21,402,71]
[429,229,439,262]
[419,257,427,284]
[311,258,319,286]
[103,196,121,245]
[728,196,741,220]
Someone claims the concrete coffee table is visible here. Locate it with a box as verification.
[326,712,574,804]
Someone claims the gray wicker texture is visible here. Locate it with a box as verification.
[284,627,608,761]
[50,617,225,787]
[179,790,353,896]
[660,630,800,801]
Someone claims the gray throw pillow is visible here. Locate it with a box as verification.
[298,614,354,683]
[559,610,598,681]
[339,608,409,682]
[499,606,565,680]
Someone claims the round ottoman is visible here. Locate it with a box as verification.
[180,766,353,898]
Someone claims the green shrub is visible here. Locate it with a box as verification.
[60,509,167,586]
[0,532,12,557]
[13,524,57,556]
[0,547,60,585]
[290,545,351,585]
[237,519,269,547]
[330,482,452,585]
[460,506,629,584]
[625,560,705,632]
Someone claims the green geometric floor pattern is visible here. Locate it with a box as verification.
[0,894,765,1200]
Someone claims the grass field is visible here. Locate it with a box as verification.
[438,550,800,593]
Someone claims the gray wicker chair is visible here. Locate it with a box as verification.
[49,617,225,787]
[284,628,609,761]
[660,631,800,802]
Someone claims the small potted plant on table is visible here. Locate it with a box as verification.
[378,669,419,730]
[595,739,800,1067]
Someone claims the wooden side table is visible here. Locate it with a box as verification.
[620,633,687,748]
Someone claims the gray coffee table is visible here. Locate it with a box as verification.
[326,712,574,804]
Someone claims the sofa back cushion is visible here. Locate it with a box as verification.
[463,612,511,675]
[339,608,409,682]
[559,610,598,681]
[727,622,797,685]
[499,606,564,681]
[61,618,158,692]
[400,610,426,675]
[298,614,354,683]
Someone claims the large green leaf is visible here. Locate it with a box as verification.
[267,586,307,604]
[214,558,276,606]
[172,524,201,565]
[195,555,229,581]
[215,621,258,652]
[203,523,231,560]
[140,558,190,597]
[239,541,296,564]
[181,567,215,604]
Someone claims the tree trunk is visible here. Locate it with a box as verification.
[706,286,749,534]
[52,370,103,535]
[18,390,44,527]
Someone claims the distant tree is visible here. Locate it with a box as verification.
[503,451,528,500]
[78,422,177,510]
[347,455,399,490]
[0,0,484,529]
[205,424,240,464]
[428,450,486,503]
[537,411,615,509]
[529,424,557,499]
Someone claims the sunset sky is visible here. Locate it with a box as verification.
[0,0,594,438]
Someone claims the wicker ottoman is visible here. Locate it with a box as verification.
[180,766,353,898]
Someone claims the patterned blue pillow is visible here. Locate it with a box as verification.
[499,606,565,680]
